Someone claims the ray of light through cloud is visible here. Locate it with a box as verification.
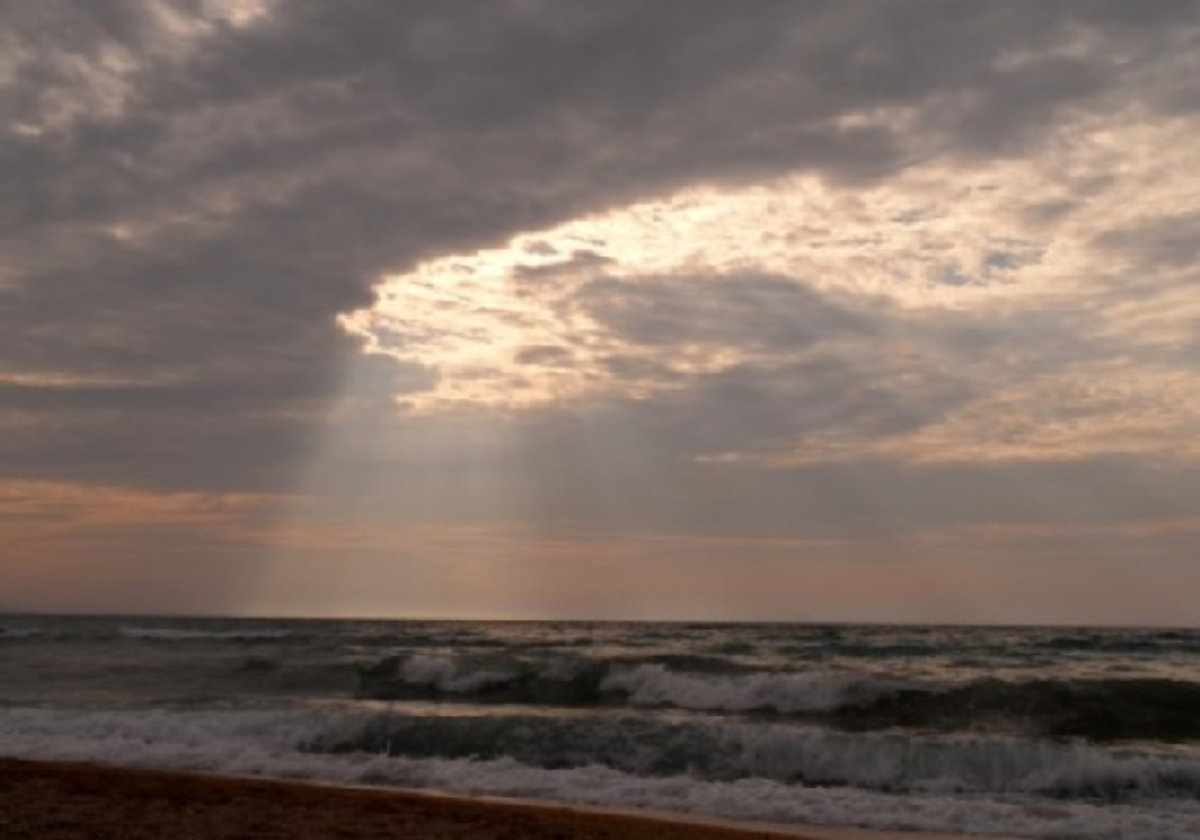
[3,1,1200,622]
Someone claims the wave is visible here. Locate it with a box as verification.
[7,705,1200,799]
[355,654,1200,741]
[840,678,1200,742]
[356,655,903,714]
[1032,631,1200,655]
[600,663,903,713]
[4,706,1200,839]
[119,627,295,642]
[303,711,1200,800]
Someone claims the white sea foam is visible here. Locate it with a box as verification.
[5,707,1200,839]
[600,664,900,713]
[400,655,516,692]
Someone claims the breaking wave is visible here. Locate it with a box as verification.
[303,710,1200,800]
[357,654,905,713]
[5,706,1200,839]
[355,653,1200,741]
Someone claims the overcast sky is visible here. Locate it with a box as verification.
[3,1,1200,623]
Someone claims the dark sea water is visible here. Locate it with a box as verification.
[3,616,1200,838]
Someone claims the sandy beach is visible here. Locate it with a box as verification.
[0,758,1003,840]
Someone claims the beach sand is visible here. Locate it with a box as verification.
[0,758,1000,840]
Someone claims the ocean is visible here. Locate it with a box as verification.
[3,616,1200,839]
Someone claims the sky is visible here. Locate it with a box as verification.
[3,1,1200,624]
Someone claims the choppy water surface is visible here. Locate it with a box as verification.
[4,616,1200,838]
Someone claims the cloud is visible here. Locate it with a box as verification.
[1094,211,1200,272]
[513,344,575,367]
[575,274,873,350]
[1,2,1198,576]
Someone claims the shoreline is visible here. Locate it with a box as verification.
[0,757,1017,840]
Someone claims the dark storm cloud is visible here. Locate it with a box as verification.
[2,0,1197,491]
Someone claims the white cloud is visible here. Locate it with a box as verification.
[342,97,1200,465]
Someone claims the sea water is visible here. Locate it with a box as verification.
[3,616,1200,838]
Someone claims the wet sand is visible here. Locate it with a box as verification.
[0,758,997,840]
